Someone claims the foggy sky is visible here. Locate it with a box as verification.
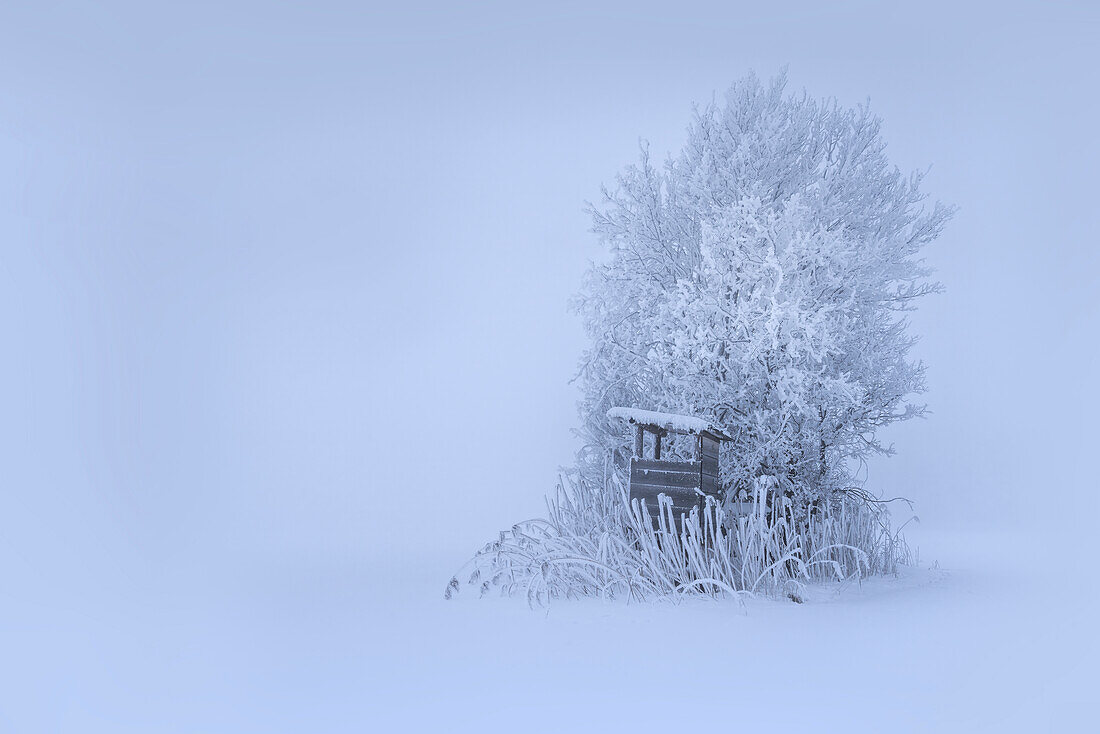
[2,4,1098,727]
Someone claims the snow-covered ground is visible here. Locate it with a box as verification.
[5,525,1093,733]
[384,530,1095,733]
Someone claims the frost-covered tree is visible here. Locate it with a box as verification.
[452,73,934,602]
[574,73,952,504]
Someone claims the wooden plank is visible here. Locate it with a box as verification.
[631,458,700,474]
[634,425,644,457]
[634,485,701,501]
[642,511,696,526]
[632,485,701,502]
[636,487,717,506]
[631,464,699,479]
[630,471,702,491]
[631,462,702,488]
[640,499,698,512]
[640,505,699,521]
[701,473,718,496]
[631,485,704,506]
[653,433,661,459]
[632,490,699,505]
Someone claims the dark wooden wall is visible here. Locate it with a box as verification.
[629,458,703,522]
[699,435,719,496]
[627,427,726,528]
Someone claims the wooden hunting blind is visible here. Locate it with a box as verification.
[607,407,731,522]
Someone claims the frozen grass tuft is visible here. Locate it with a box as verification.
[448,473,910,606]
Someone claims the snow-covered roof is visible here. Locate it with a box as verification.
[606,407,731,440]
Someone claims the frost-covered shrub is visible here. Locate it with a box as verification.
[449,472,909,605]
[574,72,952,502]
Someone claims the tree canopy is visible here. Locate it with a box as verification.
[574,73,952,503]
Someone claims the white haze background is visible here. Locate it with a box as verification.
[2,2,1098,732]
